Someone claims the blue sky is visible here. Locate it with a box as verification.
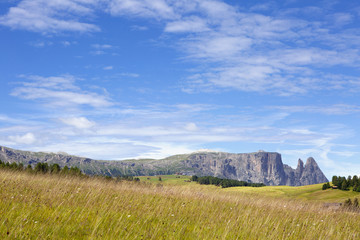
[1,0,360,178]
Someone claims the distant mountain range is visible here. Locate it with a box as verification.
[0,146,328,186]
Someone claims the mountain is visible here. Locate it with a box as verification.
[0,146,328,186]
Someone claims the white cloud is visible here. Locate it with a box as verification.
[92,44,113,49]
[61,41,77,46]
[184,122,198,131]
[331,13,353,27]
[29,41,53,48]
[121,73,139,77]
[0,0,100,33]
[90,43,115,55]
[9,132,36,144]
[12,87,111,108]
[131,25,148,31]
[18,75,79,90]
[11,75,112,108]
[271,104,360,115]
[2,1,359,95]
[60,117,95,129]
[90,50,106,55]
[103,66,113,70]
[107,0,177,20]
[165,16,209,33]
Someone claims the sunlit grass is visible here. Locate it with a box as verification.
[224,183,360,202]
[1,170,359,239]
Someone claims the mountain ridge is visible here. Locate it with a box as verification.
[0,146,328,186]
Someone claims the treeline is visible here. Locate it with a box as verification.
[0,160,82,176]
[191,175,265,188]
[0,160,140,182]
[322,175,360,192]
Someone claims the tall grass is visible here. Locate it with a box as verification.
[1,169,359,239]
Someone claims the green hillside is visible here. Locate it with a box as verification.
[225,183,360,202]
[141,175,360,202]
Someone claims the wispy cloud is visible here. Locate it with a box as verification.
[165,16,210,33]
[0,0,100,34]
[107,0,177,20]
[60,117,95,129]
[103,66,113,70]
[131,25,148,31]
[90,43,115,55]
[29,41,53,48]
[270,104,360,115]
[92,44,113,49]
[3,1,359,95]
[11,75,112,108]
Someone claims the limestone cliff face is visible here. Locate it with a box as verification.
[0,146,328,186]
[183,152,287,185]
[182,152,328,186]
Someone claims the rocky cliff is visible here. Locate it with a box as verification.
[181,151,328,186]
[0,146,328,186]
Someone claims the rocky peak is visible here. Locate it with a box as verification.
[297,159,304,170]
[305,157,317,167]
[298,157,328,186]
[295,159,304,178]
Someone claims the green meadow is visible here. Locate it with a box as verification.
[1,170,360,239]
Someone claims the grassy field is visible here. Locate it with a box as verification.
[140,175,360,202]
[225,183,360,202]
[1,170,360,239]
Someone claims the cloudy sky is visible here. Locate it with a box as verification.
[1,0,360,178]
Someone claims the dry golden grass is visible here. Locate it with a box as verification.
[1,170,359,239]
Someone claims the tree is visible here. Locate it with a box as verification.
[347,175,353,187]
[50,164,61,174]
[34,163,49,173]
[61,166,69,174]
[9,162,19,170]
[191,175,198,182]
[332,176,338,186]
[353,175,359,188]
[341,180,349,191]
